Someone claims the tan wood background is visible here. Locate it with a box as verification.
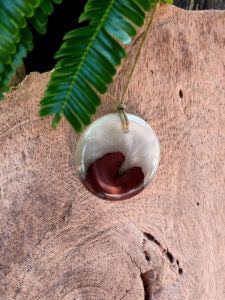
[1,4,225,300]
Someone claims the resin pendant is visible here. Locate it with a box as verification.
[75,113,160,201]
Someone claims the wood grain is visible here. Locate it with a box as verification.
[0,4,225,300]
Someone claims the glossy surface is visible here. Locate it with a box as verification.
[75,113,160,200]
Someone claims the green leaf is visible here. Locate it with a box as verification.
[28,7,48,34]
[0,92,4,100]
[52,0,63,4]
[0,64,14,91]
[51,113,61,129]
[63,105,82,132]
[40,0,54,15]
[163,0,173,4]
[0,63,4,74]
[41,0,154,132]
[0,0,63,100]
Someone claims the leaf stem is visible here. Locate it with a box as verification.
[57,0,116,118]
[121,2,159,104]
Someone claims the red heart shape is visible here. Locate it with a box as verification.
[84,152,144,200]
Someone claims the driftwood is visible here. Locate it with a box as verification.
[1,4,225,300]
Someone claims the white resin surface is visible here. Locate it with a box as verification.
[75,113,160,186]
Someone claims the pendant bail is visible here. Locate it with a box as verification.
[116,103,129,132]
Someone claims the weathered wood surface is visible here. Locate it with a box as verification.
[1,4,225,300]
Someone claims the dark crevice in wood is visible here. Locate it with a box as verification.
[61,202,72,222]
[179,89,183,98]
[166,251,174,263]
[141,270,156,300]
[143,232,183,276]
[144,251,151,262]
[179,268,183,275]
[144,232,160,246]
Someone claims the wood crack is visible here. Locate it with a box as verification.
[140,269,156,300]
[143,232,183,276]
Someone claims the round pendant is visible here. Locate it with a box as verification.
[75,113,160,201]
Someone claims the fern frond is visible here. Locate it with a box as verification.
[40,0,158,132]
[0,0,63,100]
